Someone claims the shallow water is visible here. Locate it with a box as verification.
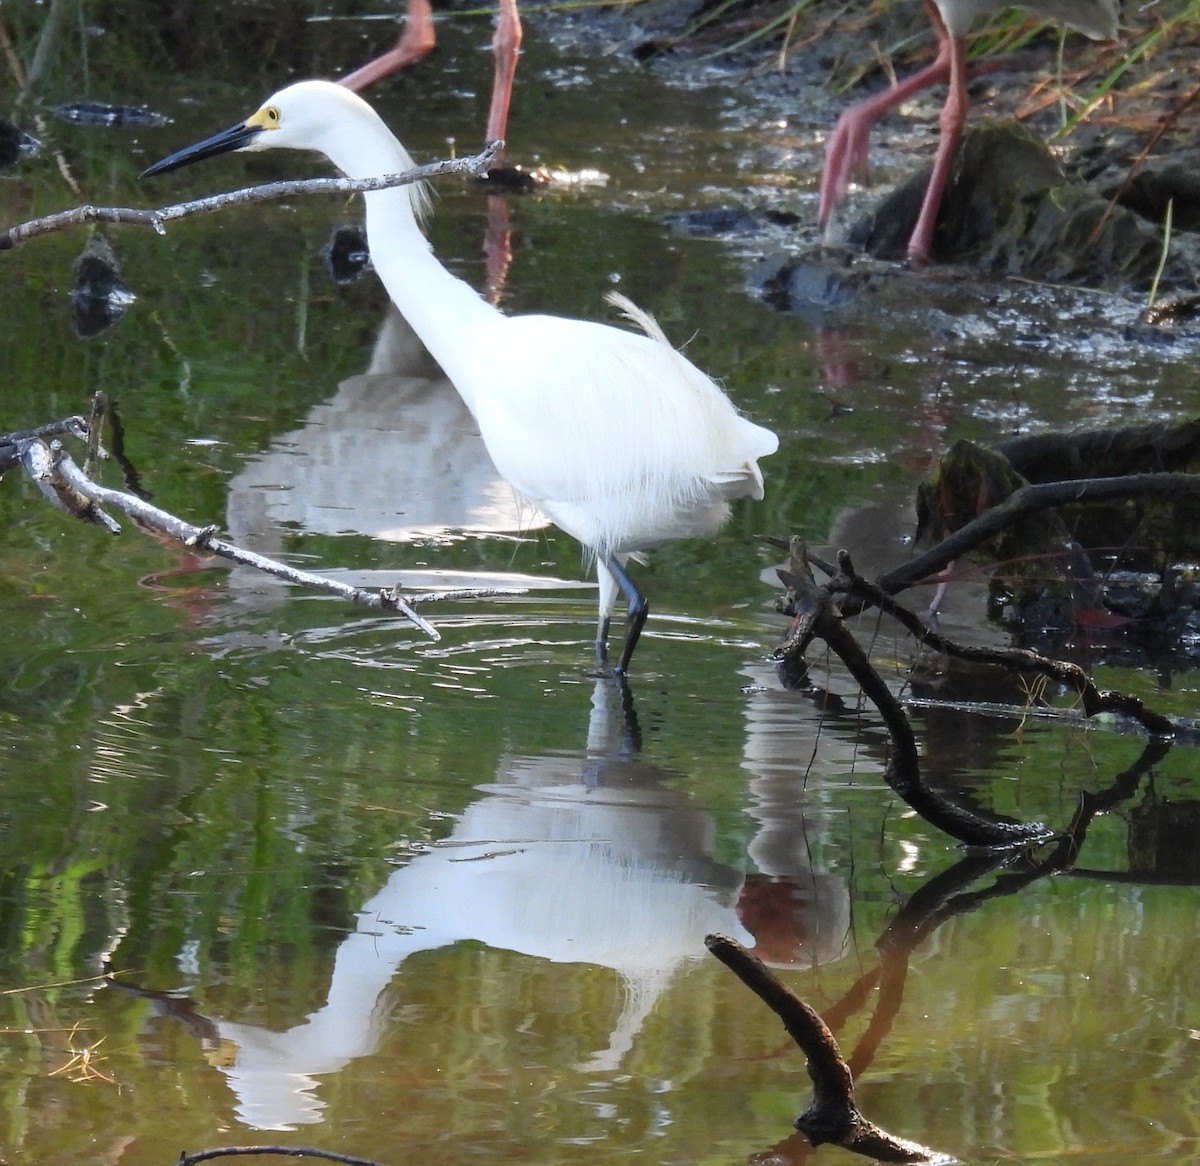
[1,9,1199,1166]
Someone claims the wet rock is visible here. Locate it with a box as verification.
[50,101,172,127]
[70,233,136,338]
[666,205,799,237]
[750,252,861,316]
[1112,162,1200,234]
[1141,293,1200,328]
[320,223,371,285]
[1102,571,1164,620]
[477,165,545,193]
[0,118,39,169]
[850,122,1175,287]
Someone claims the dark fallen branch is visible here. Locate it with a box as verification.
[0,142,501,249]
[16,437,524,638]
[820,550,1177,740]
[177,1148,388,1166]
[878,472,1200,599]
[705,934,952,1165]
[776,539,1050,849]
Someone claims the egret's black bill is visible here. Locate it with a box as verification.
[140,121,260,178]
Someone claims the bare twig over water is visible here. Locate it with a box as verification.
[816,548,1178,739]
[0,143,501,249]
[875,472,1200,600]
[10,432,525,639]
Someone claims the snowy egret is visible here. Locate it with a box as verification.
[142,80,778,677]
[819,0,1119,264]
[339,0,522,161]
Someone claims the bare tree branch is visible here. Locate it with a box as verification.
[15,438,525,639]
[21,439,121,532]
[0,414,88,474]
[819,548,1178,739]
[0,143,502,250]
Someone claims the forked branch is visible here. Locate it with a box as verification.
[13,434,524,638]
[776,540,1051,848]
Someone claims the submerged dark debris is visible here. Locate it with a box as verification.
[50,101,172,127]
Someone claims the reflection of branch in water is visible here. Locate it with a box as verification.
[87,391,147,499]
[991,735,1172,888]
[732,735,1167,1166]
[104,967,220,1045]
[774,540,1051,848]
[9,432,524,640]
[733,850,1050,1166]
[843,738,1169,1074]
[0,145,500,250]
[706,934,951,1165]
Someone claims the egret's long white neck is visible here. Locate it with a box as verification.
[316,107,503,412]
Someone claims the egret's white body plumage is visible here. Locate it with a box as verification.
[144,81,777,673]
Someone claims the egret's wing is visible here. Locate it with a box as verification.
[469,310,776,554]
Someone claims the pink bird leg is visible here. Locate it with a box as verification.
[818,0,965,265]
[338,0,522,157]
[485,0,523,148]
[338,0,438,92]
[906,6,970,264]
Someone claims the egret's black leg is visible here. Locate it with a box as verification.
[606,553,649,677]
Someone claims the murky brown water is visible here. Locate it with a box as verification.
[0,7,1198,1166]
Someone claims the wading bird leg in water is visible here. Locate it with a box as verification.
[340,0,523,301]
[819,0,1118,266]
[907,1,969,265]
[597,554,650,679]
[485,0,522,151]
[477,0,523,302]
[483,192,513,305]
[818,0,954,253]
[339,0,522,166]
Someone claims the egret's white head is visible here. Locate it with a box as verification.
[141,80,406,179]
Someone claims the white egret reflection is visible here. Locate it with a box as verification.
[226,307,548,549]
[200,679,848,1130]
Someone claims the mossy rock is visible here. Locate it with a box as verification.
[850,122,1174,287]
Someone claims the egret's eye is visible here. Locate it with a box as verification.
[264,106,280,125]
